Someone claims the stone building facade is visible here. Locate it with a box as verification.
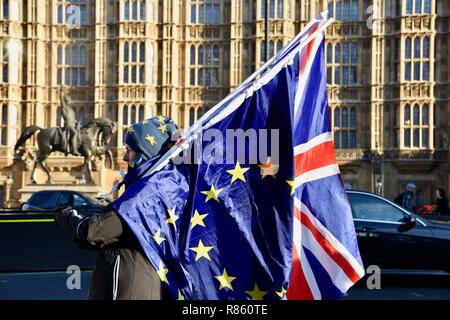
[0,0,448,207]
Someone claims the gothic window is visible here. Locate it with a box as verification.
[401,104,430,149]
[333,106,357,149]
[57,45,87,86]
[193,44,219,86]
[123,41,145,84]
[328,42,358,85]
[191,0,220,24]
[404,37,431,81]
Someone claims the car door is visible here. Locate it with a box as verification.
[348,192,437,270]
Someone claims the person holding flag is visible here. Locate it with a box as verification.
[55,116,182,300]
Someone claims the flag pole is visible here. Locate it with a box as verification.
[146,13,334,175]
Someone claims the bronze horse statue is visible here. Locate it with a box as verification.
[15,118,118,184]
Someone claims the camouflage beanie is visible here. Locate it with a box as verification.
[124,116,179,164]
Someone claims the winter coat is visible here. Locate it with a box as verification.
[55,206,166,300]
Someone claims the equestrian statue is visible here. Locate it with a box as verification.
[14,88,118,184]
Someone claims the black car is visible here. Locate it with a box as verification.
[21,190,104,212]
[347,190,450,274]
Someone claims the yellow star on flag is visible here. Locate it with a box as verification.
[286,180,295,196]
[201,184,223,203]
[157,116,166,122]
[142,119,148,124]
[145,134,156,145]
[158,124,168,133]
[157,262,169,284]
[275,287,288,298]
[245,283,268,300]
[166,206,179,229]
[153,229,166,245]
[190,210,208,230]
[189,240,214,261]
[177,290,185,300]
[258,157,279,179]
[226,162,250,183]
[127,126,134,133]
[214,268,236,291]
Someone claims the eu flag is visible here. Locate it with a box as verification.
[113,14,364,300]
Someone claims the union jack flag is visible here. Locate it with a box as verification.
[286,18,365,299]
[113,14,364,300]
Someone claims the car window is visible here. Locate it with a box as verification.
[348,193,406,222]
[28,192,59,209]
[58,193,71,206]
[73,194,88,206]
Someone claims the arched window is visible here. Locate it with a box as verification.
[131,66,137,83]
[351,0,358,20]
[277,0,283,18]
[124,42,129,62]
[342,43,349,63]
[198,46,203,64]
[343,0,350,21]
[260,41,266,62]
[269,0,275,18]
[80,46,86,65]
[124,66,129,83]
[326,44,332,64]
[132,0,138,20]
[190,46,195,65]
[413,129,419,147]
[131,105,136,124]
[414,0,422,13]
[350,107,357,128]
[197,108,203,120]
[414,38,420,58]
[413,104,420,125]
[140,0,146,20]
[335,43,341,63]
[404,104,411,123]
[57,46,62,64]
[123,105,129,125]
[131,42,137,62]
[269,41,274,58]
[334,108,340,127]
[277,41,282,53]
[342,107,348,127]
[124,0,130,20]
[424,0,430,13]
[213,45,219,64]
[405,38,411,58]
[139,105,145,121]
[189,108,195,126]
[78,108,85,126]
[139,65,145,83]
[336,1,342,20]
[422,104,429,125]
[351,43,357,63]
[406,0,412,14]
[139,42,145,62]
[423,37,429,58]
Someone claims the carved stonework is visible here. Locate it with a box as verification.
[335,150,370,161]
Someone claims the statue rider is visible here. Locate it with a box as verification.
[60,88,81,156]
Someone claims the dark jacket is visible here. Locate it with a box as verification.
[436,197,450,215]
[55,206,165,300]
